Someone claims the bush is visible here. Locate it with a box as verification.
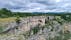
[0,26,4,33]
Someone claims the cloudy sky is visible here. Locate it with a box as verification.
[0,0,71,12]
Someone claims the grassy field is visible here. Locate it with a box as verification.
[0,17,16,23]
[0,17,17,32]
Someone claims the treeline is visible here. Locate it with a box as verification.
[0,8,71,18]
[0,8,32,18]
[0,8,46,18]
[0,8,12,18]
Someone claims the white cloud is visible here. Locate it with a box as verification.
[0,0,71,12]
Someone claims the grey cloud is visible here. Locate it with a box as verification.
[0,0,71,12]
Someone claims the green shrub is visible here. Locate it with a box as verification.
[0,26,4,33]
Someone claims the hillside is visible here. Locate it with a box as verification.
[0,15,71,40]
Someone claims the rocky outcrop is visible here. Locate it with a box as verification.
[0,16,46,34]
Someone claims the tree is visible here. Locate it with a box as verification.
[0,8,12,17]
